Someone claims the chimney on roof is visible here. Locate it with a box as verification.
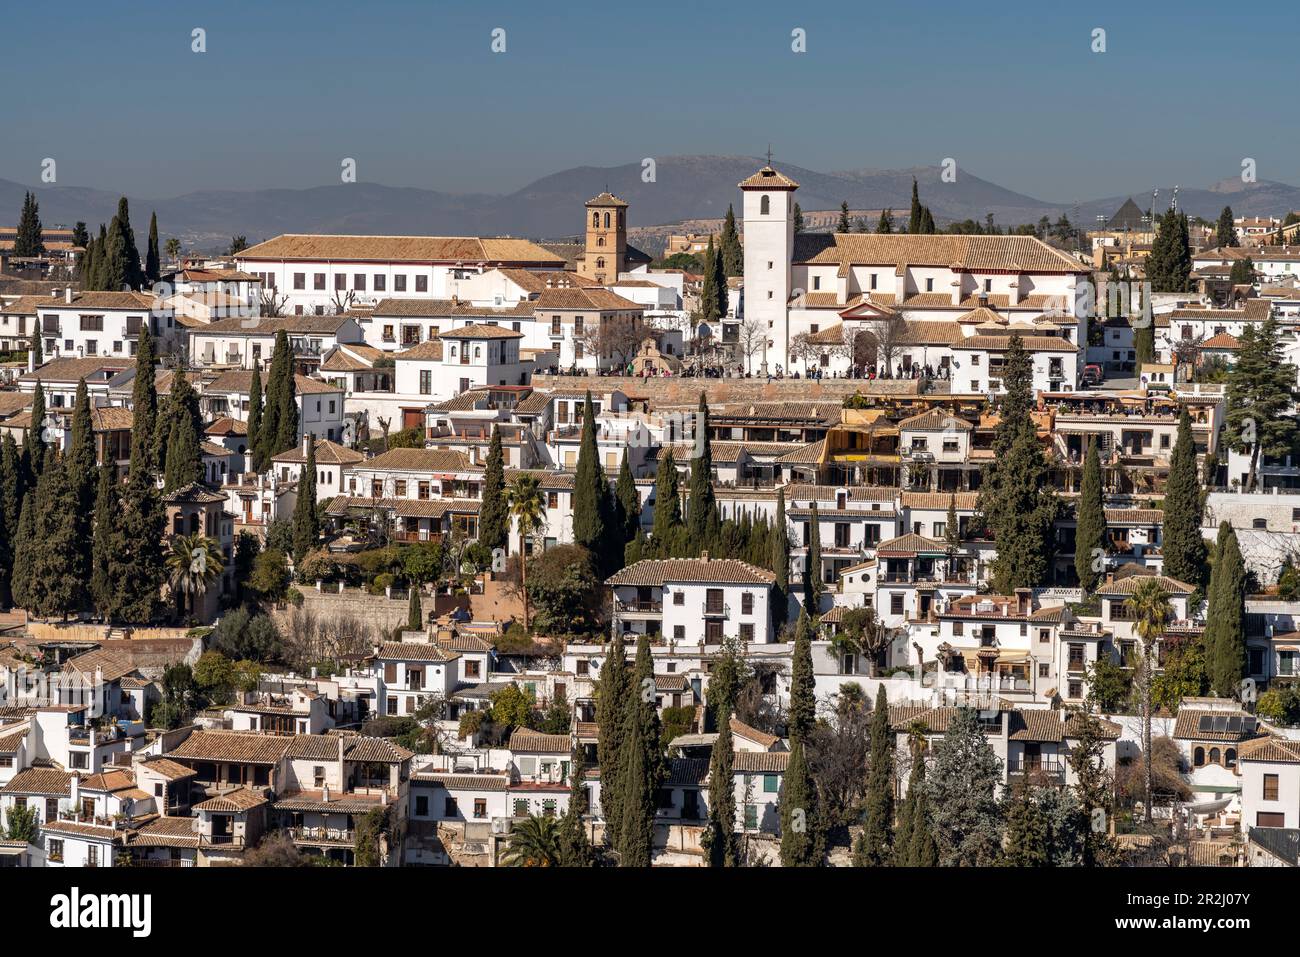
[70,773,80,807]
[338,731,346,768]
[50,288,59,298]
[65,287,73,305]
[303,434,311,457]
[321,780,330,802]
[978,291,990,309]
[1014,587,1031,616]
[700,550,709,562]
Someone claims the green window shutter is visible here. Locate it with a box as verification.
[744,804,758,829]
[763,774,779,793]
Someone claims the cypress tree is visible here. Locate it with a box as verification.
[292,441,319,565]
[26,453,86,619]
[406,585,423,632]
[771,488,790,625]
[837,201,852,233]
[908,178,922,234]
[618,634,661,867]
[28,382,46,471]
[572,392,611,561]
[928,708,1004,866]
[779,737,818,866]
[651,448,681,554]
[720,204,743,277]
[145,212,161,285]
[28,326,42,369]
[1002,779,1050,866]
[1135,322,1155,367]
[1225,317,1300,492]
[15,192,44,258]
[91,223,109,291]
[116,462,164,623]
[1215,206,1238,248]
[1204,522,1247,697]
[703,710,738,867]
[131,326,158,473]
[803,500,822,615]
[1074,437,1106,592]
[90,463,121,621]
[260,330,298,462]
[0,435,17,605]
[908,759,939,866]
[699,238,721,322]
[793,203,804,235]
[686,393,717,551]
[246,365,263,472]
[615,455,641,544]
[9,494,36,612]
[858,685,894,865]
[161,374,203,492]
[559,744,594,867]
[979,336,1057,592]
[788,610,816,741]
[478,425,508,553]
[596,631,630,853]
[67,380,96,604]
[102,197,144,291]
[876,208,894,234]
[1162,408,1207,588]
[919,206,936,234]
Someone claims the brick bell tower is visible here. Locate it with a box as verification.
[580,191,628,283]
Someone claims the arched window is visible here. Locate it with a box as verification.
[1193,746,1205,766]
[596,258,605,270]
[592,212,600,227]
[1226,748,1237,769]
[1209,747,1221,765]
[172,514,184,536]
[604,212,611,228]
[760,195,770,215]
[189,513,200,535]
[449,346,457,358]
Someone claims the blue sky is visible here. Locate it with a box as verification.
[3,0,1297,201]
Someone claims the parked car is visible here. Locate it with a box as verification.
[1082,363,1104,386]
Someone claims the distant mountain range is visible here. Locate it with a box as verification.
[3,155,1298,253]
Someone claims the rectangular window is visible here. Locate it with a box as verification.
[1264,774,1280,801]
[763,774,779,793]
[474,799,487,818]
[415,275,428,293]
[335,274,346,290]
[415,795,428,816]
[890,593,904,615]
[419,370,432,395]
[314,273,325,290]
[353,274,367,291]
[741,593,754,615]
[294,273,305,290]
[47,839,64,863]
[374,275,386,292]
[394,275,407,292]
[740,623,754,642]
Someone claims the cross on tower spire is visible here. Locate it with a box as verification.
[765,145,774,166]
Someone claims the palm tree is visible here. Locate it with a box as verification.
[166,532,224,621]
[1125,578,1171,825]
[505,474,547,632]
[501,814,562,867]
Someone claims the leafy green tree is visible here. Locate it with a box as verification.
[490,683,534,730]
[904,745,939,866]
[1228,256,1255,286]
[1204,521,1247,697]
[876,208,894,234]
[478,425,508,553]
[526,544,603,639]
[4,802,39,844]
[1074,437,1106,592]
[1162,408,1208,587]
[291,441,319,564]
[25,453,87,619]
[1069,712,1118,866]
[353,806,390,867]
[1147,208,1192,293]
[1152,633,1208,711]
[927,708,1004,866]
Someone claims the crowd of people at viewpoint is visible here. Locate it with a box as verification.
[543,360,954,381]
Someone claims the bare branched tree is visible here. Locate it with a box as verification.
[576,313,648,370]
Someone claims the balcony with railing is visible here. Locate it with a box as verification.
[615,598,663,617]
[702,601,729,618]
[198,832,245,847]
[287,825,355,847]
[1007,757,1067,784]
